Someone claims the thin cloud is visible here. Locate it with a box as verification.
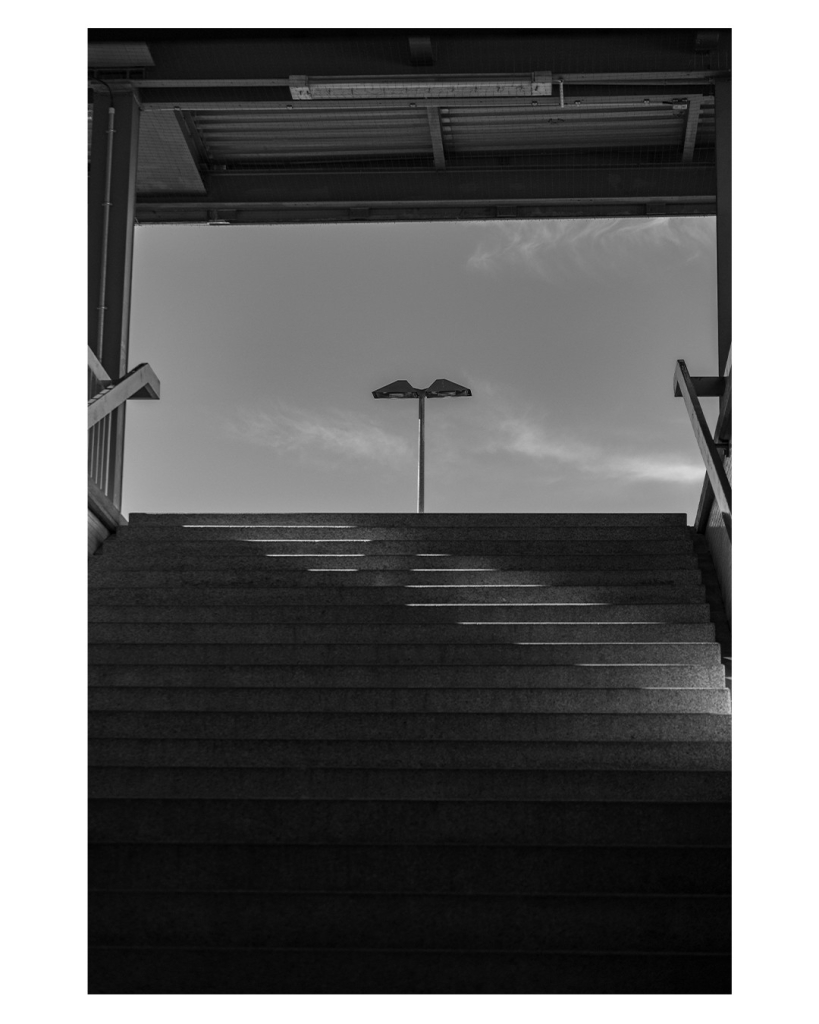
[477,406,702,485]
[226,405,412,465]
[227,392,703,486]
[488,416,599,465]
[603,455,705,484]
[466,217,715,280]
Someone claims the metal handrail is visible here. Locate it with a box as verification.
[88,362,160,428]
[88,357,160,509]
[673,359,731,540]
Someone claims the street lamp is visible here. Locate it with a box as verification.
[372,378,472,513]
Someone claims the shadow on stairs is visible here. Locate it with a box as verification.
[88,512,731,994]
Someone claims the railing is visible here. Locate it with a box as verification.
[88,346,160,511]
[673,358,731,541]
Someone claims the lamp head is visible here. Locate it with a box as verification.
[425,378,472,398]
[372,379,422,399]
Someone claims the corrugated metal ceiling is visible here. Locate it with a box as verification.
[185,99,711,169]
[193,108,432,161]
[442,104,690,154]
[87,31,725,221]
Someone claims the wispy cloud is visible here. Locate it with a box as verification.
[488,416,599,465]
[466,218,715,281]
[226,405,412,465]
[477,407,702,485]
[602,455,704,484]
[227,390,703,486]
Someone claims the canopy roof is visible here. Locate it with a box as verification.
[88,29,730,226]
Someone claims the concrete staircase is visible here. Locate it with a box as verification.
[88,512,731,994]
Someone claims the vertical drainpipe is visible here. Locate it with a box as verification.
[714,77,731,377]
[94,81,116,361]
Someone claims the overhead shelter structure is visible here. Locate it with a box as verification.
[87,27,731,601]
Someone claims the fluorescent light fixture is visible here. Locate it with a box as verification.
[289,73,551,101]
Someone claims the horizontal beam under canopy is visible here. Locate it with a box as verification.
[134,162,716,226]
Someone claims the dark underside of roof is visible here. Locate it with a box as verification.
[88,29,730,225]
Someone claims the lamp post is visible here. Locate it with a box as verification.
[372,378,472,513]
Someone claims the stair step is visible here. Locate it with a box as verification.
[88,622,715,644]
[88,686,731,714]
[88,642,723,666]
[119,525,692,541]
[89,890,730,953]
[88,663,727,690]
[89,842,731,894]
[89,739,732,770]
[89,798,731,846]
[88,584,709,606]
[127,512,688,527]
[88,946,731,994]
[105,537,697,556]
[89,767,731,802]
[88,603,712,624]
[89,509,730,995]
[102,535,700,550]
[88,711,732,741]
[88,568,704,588]
[94,553,701,571]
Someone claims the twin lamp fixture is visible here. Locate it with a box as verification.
[372,378,471,513]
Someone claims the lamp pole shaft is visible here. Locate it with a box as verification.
[417,392,425,514]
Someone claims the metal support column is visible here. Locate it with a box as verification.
[715,78,731,379]
[88,87,140,508]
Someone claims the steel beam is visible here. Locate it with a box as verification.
[139,93,711,112]
[136,197,716,226]
[94,71,722,90]
[680,96,702,163]
[88,88,140,508]
[715,78,731,376]
[427,108,447,169]
[140,165,714,208]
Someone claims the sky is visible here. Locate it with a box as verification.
[123,215,719,519]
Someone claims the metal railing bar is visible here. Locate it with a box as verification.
[87,362,160,428]
[693,365,732,533]
[673,359,731,541]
